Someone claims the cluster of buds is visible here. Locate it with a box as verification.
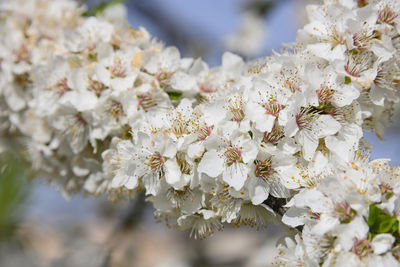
[1,0,400,265]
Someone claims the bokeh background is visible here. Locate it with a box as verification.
[1,0,400,266]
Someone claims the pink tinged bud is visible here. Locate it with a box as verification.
[379,183,394,199]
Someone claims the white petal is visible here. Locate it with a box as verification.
[282,207,308,227]
[245,103,275,132]
[165,158,182,186]
[125,175,138,189]
[223,164,248,190]
[203,100,226,126]
[296,130,318,161]
[197,150,224,178]
[187,142,205,159]
[307,43,346,61]
[249,178,270,205]
[170,71,196,91]
[372,234,395,255]
[222,52,244,72]
[313,115,341,138]
[111,173,128,188]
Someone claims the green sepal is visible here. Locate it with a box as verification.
[82,0,124,17]
[167,91,183,101]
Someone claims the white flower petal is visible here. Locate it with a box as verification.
[165,158,182,186]
[198,150,224,178]
[223,164,247,191]
[372,234,395,255]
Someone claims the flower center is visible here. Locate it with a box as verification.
[156,71,171,88]
[352,239,372,258]
[378,5,398,24]
[177,155,191,175]
[88,79,106,96]
[170,115,188,137]
[109,101,123,118]
[329,27,345,48]
[264,100,281,116]
[137,94,156,111]
[225,147,242,165]
[255,159,273,180]
[228,98,245,123]
[295,107,316,130]
[334,202,356,224]
[263,126,284,144]
[53,78,71,96]
[374,64,400,91]
[317,86,335,103]
[108,59,126,78]
[147,152,164,171]
[344,53,371,77]
[198,125,212,141]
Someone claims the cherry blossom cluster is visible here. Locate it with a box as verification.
[278,154,400,266]
[1,0,400,265]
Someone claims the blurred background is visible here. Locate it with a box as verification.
[1,0,400,266]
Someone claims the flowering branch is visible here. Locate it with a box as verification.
[1,0,400,265]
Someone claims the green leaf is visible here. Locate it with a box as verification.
[0,153,30,239]
[167,91,183,101]
[82,0,124,17]
[367,204,399,237]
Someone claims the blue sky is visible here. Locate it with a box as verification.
[127,0,297,65]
